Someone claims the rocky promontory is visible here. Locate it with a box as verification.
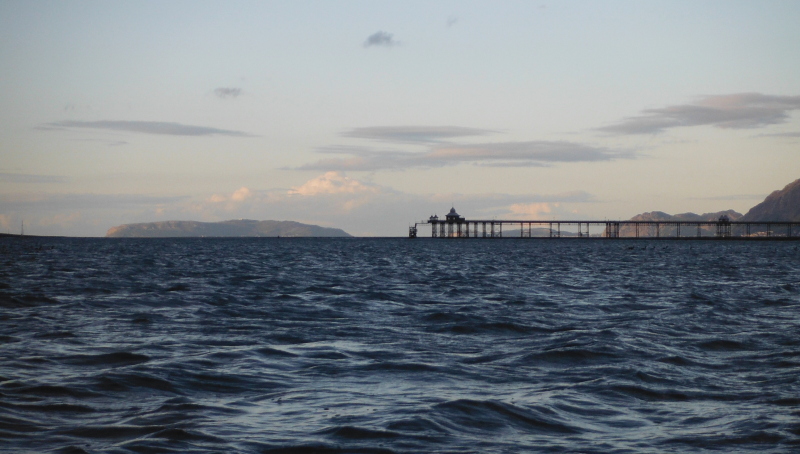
[740,178,800,222]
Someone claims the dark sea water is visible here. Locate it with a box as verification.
[2,237,800,453]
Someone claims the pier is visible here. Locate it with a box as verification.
[408,208,799,240]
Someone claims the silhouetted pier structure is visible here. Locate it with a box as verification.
[408,208,798,240]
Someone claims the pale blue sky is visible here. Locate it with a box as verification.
[2,0,799,236]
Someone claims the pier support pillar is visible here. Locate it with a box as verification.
[716,216,732,238]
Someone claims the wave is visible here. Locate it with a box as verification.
[2,238,799,452]
[434,399,581,435]
[60,351,150,367]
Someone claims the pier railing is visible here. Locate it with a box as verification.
[410,218,798,240]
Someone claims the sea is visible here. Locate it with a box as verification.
[1,237,799,453]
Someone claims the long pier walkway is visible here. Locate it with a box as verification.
[409,208,799,240]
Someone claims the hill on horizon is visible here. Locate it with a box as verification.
[620,209,743,237]
[627,209,744,223]
[619,177,798,236]
[106,219,351,238]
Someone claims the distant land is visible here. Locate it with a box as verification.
[620,209,743,237]
[106,220,351,238]
[625,177,799,224]
[621,177,799,236]
[628,210,743,222]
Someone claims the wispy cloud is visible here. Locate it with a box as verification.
[299,140,631,171]
[43,120,253,137]
[599,93,800,135]
[214,87,241,99]
[0,193,187,211]
[364,31,398,48]
[342,126,496,144]
[0,173,68,184]
[299,125,631,171]
[689,194,766,201]
[757,131,800,138]
[434,141,630,163]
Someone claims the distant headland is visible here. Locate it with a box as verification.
[105,219,351,238]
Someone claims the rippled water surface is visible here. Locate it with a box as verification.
[2,237,800,453]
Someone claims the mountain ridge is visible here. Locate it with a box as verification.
[628,209,743,222]
[620,210,743,237]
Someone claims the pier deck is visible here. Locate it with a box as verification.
[409,209,798,240]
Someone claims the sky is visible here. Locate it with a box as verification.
[1,0,799,237]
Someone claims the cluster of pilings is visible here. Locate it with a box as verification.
[410,209,799,240]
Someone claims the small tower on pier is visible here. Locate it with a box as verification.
[445,207,464,223]
[444,207,466,237]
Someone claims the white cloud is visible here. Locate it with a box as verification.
[231,187,252,201]
[205,187,254,211]
[509,202,555,218]
[288,171,380,196]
